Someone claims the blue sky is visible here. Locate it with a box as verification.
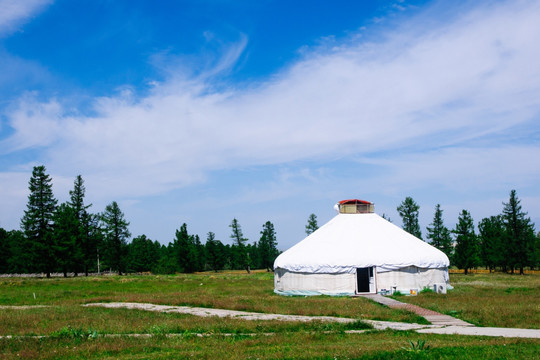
[1,0,539,250]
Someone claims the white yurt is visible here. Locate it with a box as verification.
[274,200,450,296]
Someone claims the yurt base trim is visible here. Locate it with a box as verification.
[274,267,450,297]
[274,289,355,297]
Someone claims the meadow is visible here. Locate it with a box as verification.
[0,272,538,359]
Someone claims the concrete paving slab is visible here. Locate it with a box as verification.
[424,315,474,327]
[363,320,440,331]
[416,325,540,338]
[83,302,358,323]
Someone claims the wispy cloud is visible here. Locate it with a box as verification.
[0,0,52,36]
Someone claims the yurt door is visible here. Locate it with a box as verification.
[356,267,376,294]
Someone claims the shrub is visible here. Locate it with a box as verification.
[420,287,434,294]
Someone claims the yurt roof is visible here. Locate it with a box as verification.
[274,212,450,274]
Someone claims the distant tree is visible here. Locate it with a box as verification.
[230,218,247,247]
[245,242,257,270]
[205,232,226,272]
[101,201,130,275]
[127,234,160,272]
[20,165,58,277]
[6,230,28,273]
[259,221,279,271]
[381,214,392,223]
[397,197,422,239]
[222,244,233,270]
[426,204,453,259]
[502,190,537,274]
[478,216,505,272]
[535,232,540,270]
[230,218,250,273]
[67,175,91,275]
[305,214,319,235]
[0,228,10,274]
[172,223,199,273]
[52,203,80,277]
[81,212,102,275]
[253,241,262,270]
[153,243,177,274]
[453,210,479,275]
[192,234,205,272]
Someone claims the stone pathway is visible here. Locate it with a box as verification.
[416,326,540,338]
[358,294,474,327]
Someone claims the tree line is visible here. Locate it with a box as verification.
[0,166,279,276]
[1,166,538,276]
[396,193,540,274]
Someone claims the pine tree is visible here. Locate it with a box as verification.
[478,216,505,272]
[6,230,28,273]
[173,223,199,273]
[230,218,249,273]
[20,165,58,277]
[68,175,91,275]
[305,214,319,235]
[192,234,205,272]
[397,197,422,239]
[0,227,10,274]
[453,210,479,275]
[205,232,226,272]
[534,232,540,270]
[246,242,258,270]
[81,212,102,275]
[173,223,189,272]
[502,190,536,274]
[101,201,130,275]
[153,243,177,274]
[52,203,79,277]
[259,221,279,271]
[127,234,160,272]
[426,204,453,259]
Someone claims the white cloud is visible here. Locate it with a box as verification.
[0,0,52,36]
[1,97,63,152]
[0,172,29,230]
[362,145,540,194]
[1,0,540,226]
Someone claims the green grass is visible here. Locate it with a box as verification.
[0,272,538,359]
[0,273,423,323]
[1,331,538,359]
[0,306,372,337]
[394,272,540,328]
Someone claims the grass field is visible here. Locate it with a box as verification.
[394,272,540,329]
[0,272,538,359]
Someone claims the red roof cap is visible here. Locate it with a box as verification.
[338,199,373,205]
